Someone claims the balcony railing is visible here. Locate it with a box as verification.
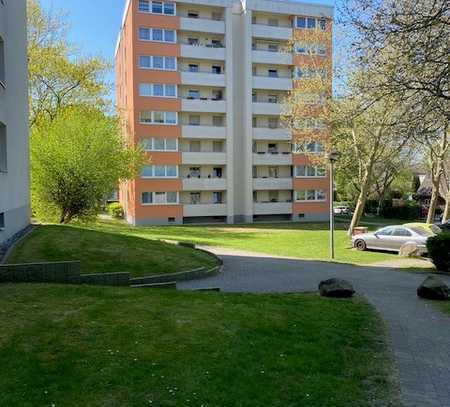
[253,151,291,155]
[254,199,293,203]
[182,97,226,101]
[179,68,225,74]
[183,175,225,179]
[253,73,293,79]
[182,201,226,205]
[252,21,292,28]
[179,41,225,48]
[252,97,282,104]
[252,45,290,53]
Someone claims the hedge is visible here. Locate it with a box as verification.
[427,233,450,272]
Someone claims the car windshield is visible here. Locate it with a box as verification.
[409,226,433,237]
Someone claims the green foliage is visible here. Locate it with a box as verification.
[380,201,421,220]
[107,202,124,219]
[27,0,111,126]
[427,233,450,272]
[31,106,146,223]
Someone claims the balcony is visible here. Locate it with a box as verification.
[253,75,292,91]
[180,17,225,34]
[182,152,227,165]
[253,178,293,190]
[252,101,283,115]
[252,127,291,141]
[182,125,226,139]
[253,152,292,165]
[181,98,226,113]
[253,202,293,215]
[183,203,227,217]
[180,71,225,87]
[252,24,293,41]
[252,50,293,66]
[182,177,227,191]
[180,44,225,60]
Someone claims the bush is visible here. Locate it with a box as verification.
[427,233,450,272]
[108,202,124,219]
[380,201,421,220]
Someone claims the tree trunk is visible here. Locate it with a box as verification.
[442,191,450,222]
[426,178,440,223]
[347,172,371,236]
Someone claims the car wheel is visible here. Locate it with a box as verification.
[355,239,367,251]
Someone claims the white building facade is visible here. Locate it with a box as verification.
[0,0,30,243]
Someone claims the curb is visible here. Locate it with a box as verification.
[0,225,37,265]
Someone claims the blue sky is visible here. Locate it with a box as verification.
[40,0,335,100]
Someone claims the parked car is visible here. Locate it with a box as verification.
[352,225,431,253]
[404,222,442,235]
[435,220,450,233]
[334,205,351,215]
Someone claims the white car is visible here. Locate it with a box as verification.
[334,205,351,215]
[352,225,430,253]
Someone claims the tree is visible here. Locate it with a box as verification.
[28,0,110,126]
[31,106,146,223]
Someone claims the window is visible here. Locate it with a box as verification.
[188,10,199,18]
[188,64,199,72]
[0,123,6,172]
[188,37,199,45]
[296,16,327,30]
[213,167,223,178]
[211,65,222,74]
[139,111,178,125]
[268,166,279,178]
[139,83,177,98]
[268,143,278,153]
[142,192,178,205]
[393,228,412,237]
[293,141,324,153]
[188,89,200,99]
[138,1,176,15]
[141,138,178,151]
[211,40,223,48]
[268,18,279,27]
[268,118,279,129]
[268,69,278,78]
[141,165,178,178]
[295,189,326,201]
[190,192,201,204]
[0,36,4,86]
[212,116,224,127]
[376,227,394,236]
[0,212,4,229]
[212,90,223,100]
[189,115,201,126]
[268,44,279,52]
[295,42,327,56]
[189,167,201,177]
[269,191,279,202]
[190,140,201,152]
[213,191,223,204]
[295,67,327,80]
[213,141,223,152]
[138,55,176,70]
[139,27,176,43]
[268,94,278,103]
[295,166,326,177]
[212,12,223,21]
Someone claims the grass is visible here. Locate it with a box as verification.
[6,224,218,277]
[437,302,450,316]
[0,284,399,407]
[84,218,398,265]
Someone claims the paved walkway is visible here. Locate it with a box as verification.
[179,247,450,407]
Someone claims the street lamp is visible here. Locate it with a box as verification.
[327,150,340,260]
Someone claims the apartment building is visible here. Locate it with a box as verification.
[0,0,30,243]
[116,0,333,225]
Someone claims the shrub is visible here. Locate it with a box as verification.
[108,202,124,219]
[427,233,450,272]
[380,201,421,220]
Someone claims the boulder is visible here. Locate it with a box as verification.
[417,276,449,300]
[399,242,423,258]
[319,278,355,298]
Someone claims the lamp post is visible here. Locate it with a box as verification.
[327,151,339,260]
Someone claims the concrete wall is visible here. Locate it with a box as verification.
[0,0,30,244]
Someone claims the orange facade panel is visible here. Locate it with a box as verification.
[293,178,329,190]
[136,204,183,220]
[293,202,328,214]
[134,97,181,111]
[135,122,181,138]
[143,151,182,165]
[133,13,180,30]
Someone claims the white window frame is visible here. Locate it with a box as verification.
[295,189,326,202]
[139,27,177,44]
[141,165,179,179]
[142,138,178,152]
[139,55,177,71]
[295,165,326,178]
[141,191,179,206]
[139,83,178,98]
[139,111,178,126]
[292,141,325,154]
[138,1,176,16]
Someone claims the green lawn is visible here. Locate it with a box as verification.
[83,219,398,265]
[438,302,450,316]
[0,284,398,407]
[6,224,218,277]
